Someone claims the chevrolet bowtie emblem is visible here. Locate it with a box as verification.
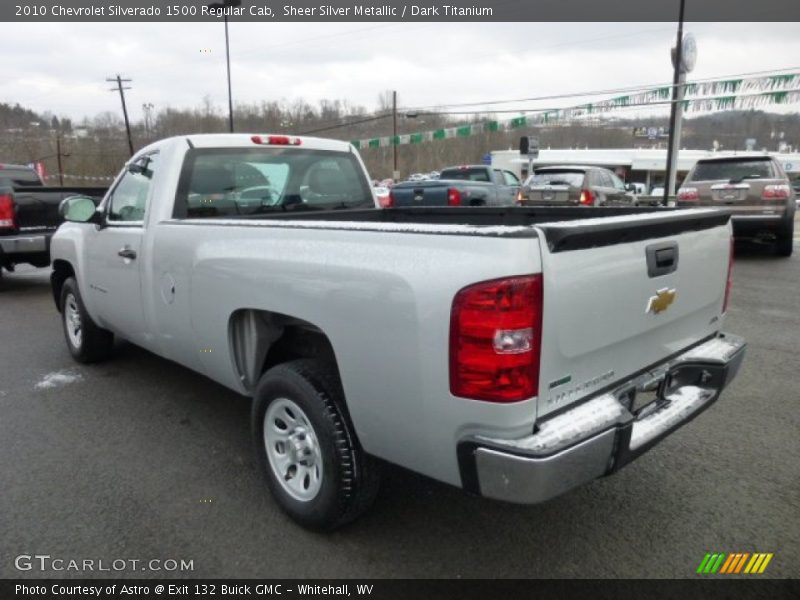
[647,288,677,314]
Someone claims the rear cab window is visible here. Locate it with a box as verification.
[439,167,490,182]
[173,147,373,218]
[690,158,776,182]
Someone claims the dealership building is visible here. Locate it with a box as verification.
[491,148,800,193]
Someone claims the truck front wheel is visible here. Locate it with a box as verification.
[60,277,114,363]
[252,359,380,530]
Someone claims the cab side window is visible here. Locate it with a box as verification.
[107,155,157,223]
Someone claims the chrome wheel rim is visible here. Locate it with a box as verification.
[64,293,83,349]
[264,398,323,502]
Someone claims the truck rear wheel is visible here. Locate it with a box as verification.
[252,359,380,530]
[60,277,114,363]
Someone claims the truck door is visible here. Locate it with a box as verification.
[84,154,156,344]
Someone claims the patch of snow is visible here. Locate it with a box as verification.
[168,218,534,237]
[35,370,83,390]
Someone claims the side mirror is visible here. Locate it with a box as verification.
[60,196,101,224]
[624,183,635,192]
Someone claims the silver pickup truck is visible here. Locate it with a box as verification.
[50,134,745,530]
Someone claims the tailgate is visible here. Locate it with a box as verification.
[12,189,63,231]
[12,187,106,232]
[392,183,448,207]
[534,209,732,417]
[526,185,576,205]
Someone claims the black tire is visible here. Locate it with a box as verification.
[60,277,114,363]
[776,222,794,257]
[252,359,380,530]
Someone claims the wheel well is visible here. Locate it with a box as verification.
[51,260,75,312]
[229,309,339,394]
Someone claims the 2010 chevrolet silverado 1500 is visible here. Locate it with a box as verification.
[0,163,107,275]
[50,134,746,530]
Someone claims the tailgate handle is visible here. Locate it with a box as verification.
[646,242,678,277]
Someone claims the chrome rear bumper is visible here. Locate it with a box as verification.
[458,333,746,504]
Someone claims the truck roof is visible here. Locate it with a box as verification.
[182,133,354,153]
[695,153,772,163]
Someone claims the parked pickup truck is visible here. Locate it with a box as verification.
[51,134,745,530]
[388,165,520,207]
[0,163,106,276]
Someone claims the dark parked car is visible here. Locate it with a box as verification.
[677,154,795,256]
[518,166,636,207]
[0,163,107,276]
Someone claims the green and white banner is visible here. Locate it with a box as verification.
[352,73,800,150]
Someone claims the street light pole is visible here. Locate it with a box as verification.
[208,0,241,133]
[663,0,686,205]
[392,90,398,181]
[223,14,234,133]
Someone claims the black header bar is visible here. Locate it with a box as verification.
[4,0,800,22]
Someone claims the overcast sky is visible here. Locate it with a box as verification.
[3,22,799,125]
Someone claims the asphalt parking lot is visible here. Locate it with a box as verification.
[1,231,798,579]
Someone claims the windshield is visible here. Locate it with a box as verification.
[175,147,373,218]
[528,170,585,187]
[692,158,773,182]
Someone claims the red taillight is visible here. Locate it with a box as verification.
[251,135,302,146]
[761,184,790,200]
[450,275,543,402]
[447,188,462,206]
[380,191,394,208]
[0,193,16,229]
[579,190,594,205]
[723,237,734,314]
[677,187,699,201]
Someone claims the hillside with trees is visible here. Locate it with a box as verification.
[1,97,797,182]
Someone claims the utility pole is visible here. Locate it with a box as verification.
[107,75,134,157]
[392,90,398,181]
[56,132,64,186]
[663,0,696,205]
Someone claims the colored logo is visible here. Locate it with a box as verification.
[646,288,676,315]
[696,552,774,575]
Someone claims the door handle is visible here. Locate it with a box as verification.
[646,242,679,277]
[118,247,137,260]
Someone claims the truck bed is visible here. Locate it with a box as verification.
[175,205,731,251]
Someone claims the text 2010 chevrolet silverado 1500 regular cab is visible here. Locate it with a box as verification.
[50,134,746,530]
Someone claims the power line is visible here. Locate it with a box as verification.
[299,113,390,135]
[402,66,800,113]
